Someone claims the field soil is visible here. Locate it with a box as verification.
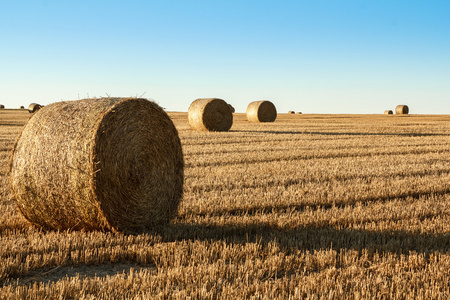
[1,109,449,299]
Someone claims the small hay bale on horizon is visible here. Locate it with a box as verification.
[0,104,4,109]
[28,103,42,113]
[297,112,302,114]
[396,105,409,115]
[10,97,184,233]
[288,111,295,114]
[20,106,25,109]
[384,110,393,115]
[246,100,277,122]
[188,98,233,131]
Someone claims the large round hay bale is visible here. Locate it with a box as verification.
[28,103,42,113]
[0,105,4,109]
[384,110,393,115]
[10,97,184,233]
[246,101,277,122]
[395,105,409,115]
[188,98,233,131]
[228,104,235,113]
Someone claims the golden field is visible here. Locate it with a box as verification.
[0,109,449,299]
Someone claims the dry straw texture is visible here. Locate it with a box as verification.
[384,110,393,115]
[188,98,233,131]
[246,100,277,122]
[10,97,184,233]
[396,105,409,115]
[28,103,42,113]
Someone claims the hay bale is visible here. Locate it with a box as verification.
[288,111,295,114]
[188,98,233,131]
[228,104,235,113]
[20,106,25,109]
[0,105,4,109]
[296,112,302,114]
[395,105,409,115]
[28,103,42,113]
[384,110,393,115]
[10,98,184,233]
[246,101,277,122]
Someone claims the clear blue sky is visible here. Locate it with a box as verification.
[1,0,449,113]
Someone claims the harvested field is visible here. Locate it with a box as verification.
[1,110,449,299]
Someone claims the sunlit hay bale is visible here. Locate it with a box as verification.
[395,105,409,115]
[10,97,184,233]
[28,103,42,113]
[0,105,4,109]
[188,98,233,131]
[296,112,302,114]
[288,111,295,114]
[384,110,393,115]
[246,100,277,122]
[20,106,25,109]
[228,104,235,113]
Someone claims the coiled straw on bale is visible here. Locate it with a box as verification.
[188,98,233,131]
[246,101,277,122]
[396,105,409,115]
[10,98,184,233]
[28,103,42,113]
[384,110,393,115]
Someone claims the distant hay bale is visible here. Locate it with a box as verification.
[288,111,295,114]
[228,104,235,113]
[384,110,393,115]
[246,101,277,122]
[10,98,184,233]
[28,103,42,113]
[0,105,4,109]
[296,112,302,114]
[395,105,409,115]
[188,98,233,131]
[20,106,25,109]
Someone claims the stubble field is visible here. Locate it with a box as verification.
[0,109,449,299]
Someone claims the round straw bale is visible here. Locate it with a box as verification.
[20,106,25,109]
[384,110,393,115]
[395,105,409,115]
[296,112,302,114]
[288,111,295,114]
[228,104,235,113]
[246,101,277,122]
[188,98,233,131]
[28,103,42,113]
[10,97,184,233]
[0,105,4,109]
